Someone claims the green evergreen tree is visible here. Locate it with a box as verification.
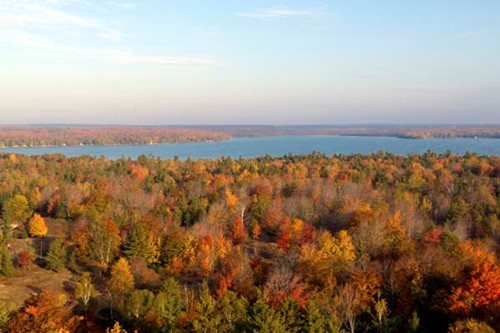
[280,299,304,333]
[125,220,159,264]
[217,291,248,332]
[304,298,346,333]
[191,281,223,333]
[305,299,328,333]
[447,199,469,224]
[46,238,67,272]
[0,244,14,277]
[0,300,16,329]
[154,277,185,332]
[247,290,286,333]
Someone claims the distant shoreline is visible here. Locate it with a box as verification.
[0,134,498,150]
[0,140,219,150]
[0,125,499,149]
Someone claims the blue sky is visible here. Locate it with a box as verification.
[1,0,499,125]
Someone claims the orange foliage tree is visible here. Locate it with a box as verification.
[231,216,248,244]
[448,258,500,315]
[4,293,82,333]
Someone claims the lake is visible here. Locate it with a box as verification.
[1,136,499,159]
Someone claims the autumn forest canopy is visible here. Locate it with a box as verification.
[0,152,498,332]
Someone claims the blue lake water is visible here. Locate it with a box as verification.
[1,136,499,159]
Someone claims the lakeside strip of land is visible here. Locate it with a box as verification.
[0,126,230,148]
[0,124,499,148]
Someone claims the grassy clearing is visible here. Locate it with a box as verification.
[0,266,73,308]
[0,217,73,309]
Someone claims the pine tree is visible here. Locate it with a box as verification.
[217,291,249,332]
[305,299,330,333]
[247,290,287,333]
[0,300,16,329]
[125,220,159,264]
[154,277,185,332]
[191,281,222,333]
[46,239,67,272]
[0,244,14,277]
[280,299,304,333]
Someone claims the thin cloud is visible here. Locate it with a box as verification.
[68,47,214,66]
[0,1,215,67]
[0,0,119,40]
[237,8,320,20]
[0,2,102,29]
[0,29,214,67]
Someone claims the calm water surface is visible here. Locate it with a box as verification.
[1,136,499,159]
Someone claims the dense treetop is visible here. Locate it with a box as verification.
[0,151,498,332]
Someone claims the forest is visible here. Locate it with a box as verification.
[0,127,229,148]
[0,152,498,332]
[199,125,500,140]
[1,125,499,148]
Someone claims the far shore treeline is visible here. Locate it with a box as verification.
[0,125,500,148]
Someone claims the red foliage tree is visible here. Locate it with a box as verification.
[18,250,33,270]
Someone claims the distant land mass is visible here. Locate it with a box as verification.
[0,124,499,148]
[192,124,500,139]
[0,126,230,148]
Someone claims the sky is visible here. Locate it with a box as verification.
[1,0,500,125]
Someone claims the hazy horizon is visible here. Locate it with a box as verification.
[1,123,500,128]
[1,1,500,124]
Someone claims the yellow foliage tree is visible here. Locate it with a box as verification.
[225,189,238,209]
[28,213,48,256]
[386,210,412,255]
[28,213,48,238]
[299,230,356,288]
[318,230,356,263]
[109,258,134,294]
